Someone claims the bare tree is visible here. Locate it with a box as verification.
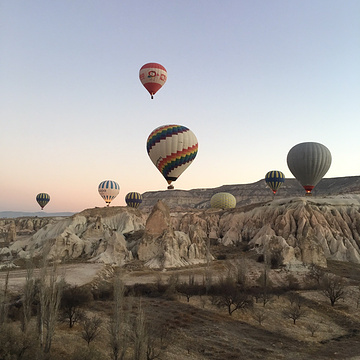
[283,305,305,325]
[285,274,300,290]
[251,308,267,325]
[146,326,166,360]
[176,275,204,302]
[233,257,248,289]
[21,260,36,333]
[81,315,102,346]
[108,276,129,360]
[37,257,64,354]
[0,323,37,360]
[306,322,320,337]
[202,268,213,295]
[307,264,325,287]
[321,273,346,307]
[164,274,179,300]
[205,222,211,268]
[255,268,274,307]
[287,292,303,309]
[211,276,253,315]
[60,285,92,328]
[133,302,147,360]
[0,269,10,325]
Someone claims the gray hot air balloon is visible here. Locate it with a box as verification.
[287,142,331,195]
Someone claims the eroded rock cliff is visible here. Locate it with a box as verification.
[137,200,210,268]
[1,195,360,269]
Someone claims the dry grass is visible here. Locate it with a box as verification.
[3,254,360,359]
[43,274,360,360]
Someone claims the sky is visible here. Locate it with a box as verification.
[1,1,359,212]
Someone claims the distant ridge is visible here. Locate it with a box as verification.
[141,176,360,209]
[0,211,74,219]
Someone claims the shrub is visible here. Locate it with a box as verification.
[92,282,113,301]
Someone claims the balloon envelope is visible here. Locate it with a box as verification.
[98,180,120,206]
[36,193,50,210]
[125,192,143,208]
[265,170,285,194]
[210,192,236,209]
[287,142,331,194]
[147,124,198,189]
[139,63,167,98]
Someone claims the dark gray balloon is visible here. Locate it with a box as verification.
[287,142,332,194]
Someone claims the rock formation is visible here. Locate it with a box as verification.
[137,200,211,268]
[6,221,16,242]
[141,176,360,210]
[2,194,360,269]
[168,195,360,267]
[0,208,145,266]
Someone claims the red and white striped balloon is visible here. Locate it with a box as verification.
[139,63,167,99]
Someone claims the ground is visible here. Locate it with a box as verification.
[2,250,360,359]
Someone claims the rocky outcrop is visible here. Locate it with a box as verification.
[4,208,146,266]
[0,217,55,244]
[6,221,16,242]
[170,196,360,267]
[2,203,211,269]
[137,201,211,268]
[2,195,360,269]
[144,200,172,236]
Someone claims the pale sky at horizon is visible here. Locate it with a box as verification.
[1,1,359,212]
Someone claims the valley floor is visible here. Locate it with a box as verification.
[2,256,360,359]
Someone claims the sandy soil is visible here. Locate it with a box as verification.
[0,263,104,292]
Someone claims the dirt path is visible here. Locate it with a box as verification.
[0,263,104,292]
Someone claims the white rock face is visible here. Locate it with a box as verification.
[2,195,360,268]
[170,197,360,267]
[6,208,145,266]
[137,201,211,269]
[7,221,16,242]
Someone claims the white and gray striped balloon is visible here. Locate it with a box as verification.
[287,142,331,195]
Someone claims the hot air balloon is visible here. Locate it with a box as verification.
[265,171,285,195]
[210,192,236,209]
[287,142,332,195]
[98,180,120,206]
[139,63,167,99]
[36,193,50,210]
[147,124,198,189]
[125,192,142,208]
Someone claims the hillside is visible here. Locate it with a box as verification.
[141,176,360,210]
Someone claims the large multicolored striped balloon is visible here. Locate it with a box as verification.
[147,124,198,189]
[36,193,50,210]
[125,192,143,208]
[265,170,285,195]
[287,142,332,195]
[98,180,120,206]
[210,192,236,209]
[139,63,167,99]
